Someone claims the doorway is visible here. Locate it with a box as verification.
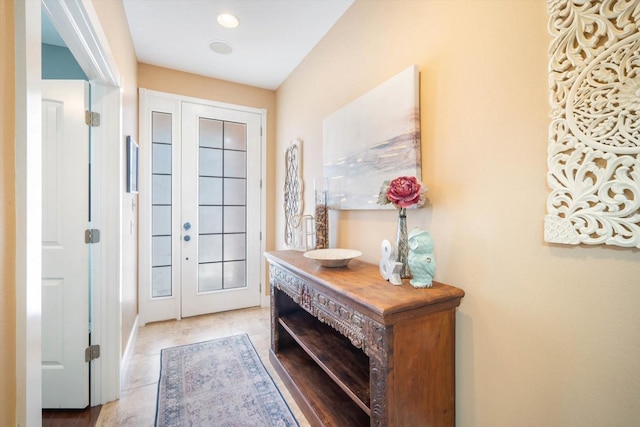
[15,0,121,423]
[139,90,266,324]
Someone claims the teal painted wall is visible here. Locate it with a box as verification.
[42,43,87,80]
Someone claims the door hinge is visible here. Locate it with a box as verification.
[85,229,101,244]
[85,344,101,362]
[85,111,101,127]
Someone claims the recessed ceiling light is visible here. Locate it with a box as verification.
[209,40,233,55]
[217,13,239,29]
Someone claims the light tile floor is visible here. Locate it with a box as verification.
[96,306,310,426]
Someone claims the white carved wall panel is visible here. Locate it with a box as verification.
[545,0,640,248]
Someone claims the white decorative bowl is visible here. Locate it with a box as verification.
[303,248,362,268]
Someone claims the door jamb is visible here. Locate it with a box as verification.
[14,1,43,424]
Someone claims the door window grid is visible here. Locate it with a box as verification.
[198,118,247,292]
[151,111,172,298]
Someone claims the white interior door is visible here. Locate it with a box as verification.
[139,91,263,324]
[41,80,90,409]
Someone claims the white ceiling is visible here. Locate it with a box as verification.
[122,0,354,90]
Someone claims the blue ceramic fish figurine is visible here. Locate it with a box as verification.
[408,228,436,288]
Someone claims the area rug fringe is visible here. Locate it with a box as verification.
[155,334,298,427]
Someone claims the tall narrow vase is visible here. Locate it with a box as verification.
[396,208,411,279]
[314,188,328,249]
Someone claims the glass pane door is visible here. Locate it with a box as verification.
[151,111,173,298]
[181,102,261,318]
[197,119,248,292]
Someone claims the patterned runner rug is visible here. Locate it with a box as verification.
[155,334,298,427]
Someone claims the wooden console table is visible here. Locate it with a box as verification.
[265,250,465,427]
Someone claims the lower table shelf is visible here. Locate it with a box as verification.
[269,346,370,427]
[279,310,370,412]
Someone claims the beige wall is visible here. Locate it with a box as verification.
[138,63,278,268]
[276,1,640,426]
[0,0,16,423]
[92,0,139,354]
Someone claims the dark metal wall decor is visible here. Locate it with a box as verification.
[284,139,303,247]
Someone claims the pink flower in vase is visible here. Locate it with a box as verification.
[377,175,428,280]
[377,176,427,209]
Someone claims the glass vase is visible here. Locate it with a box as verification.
[314,179,328,249]
[396,207,411,279]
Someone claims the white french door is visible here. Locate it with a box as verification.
[180,102,262,316]
[139,91,264,324]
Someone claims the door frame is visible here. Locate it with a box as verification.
[43,0,123,407]
[138,89,268,325]
[15,0,122,424]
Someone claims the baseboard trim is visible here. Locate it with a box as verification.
[120,314,139,388]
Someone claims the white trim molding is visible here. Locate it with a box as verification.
[41,0,119,86]
[15,1,43,424]
[545,0,640,248]
[120,314,139,389]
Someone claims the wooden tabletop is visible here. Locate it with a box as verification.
[265,250,465,322]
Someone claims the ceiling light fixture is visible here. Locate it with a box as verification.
[209,40,233,55]
[217,13,239,29]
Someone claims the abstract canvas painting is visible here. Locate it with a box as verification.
[323,65,421,210]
